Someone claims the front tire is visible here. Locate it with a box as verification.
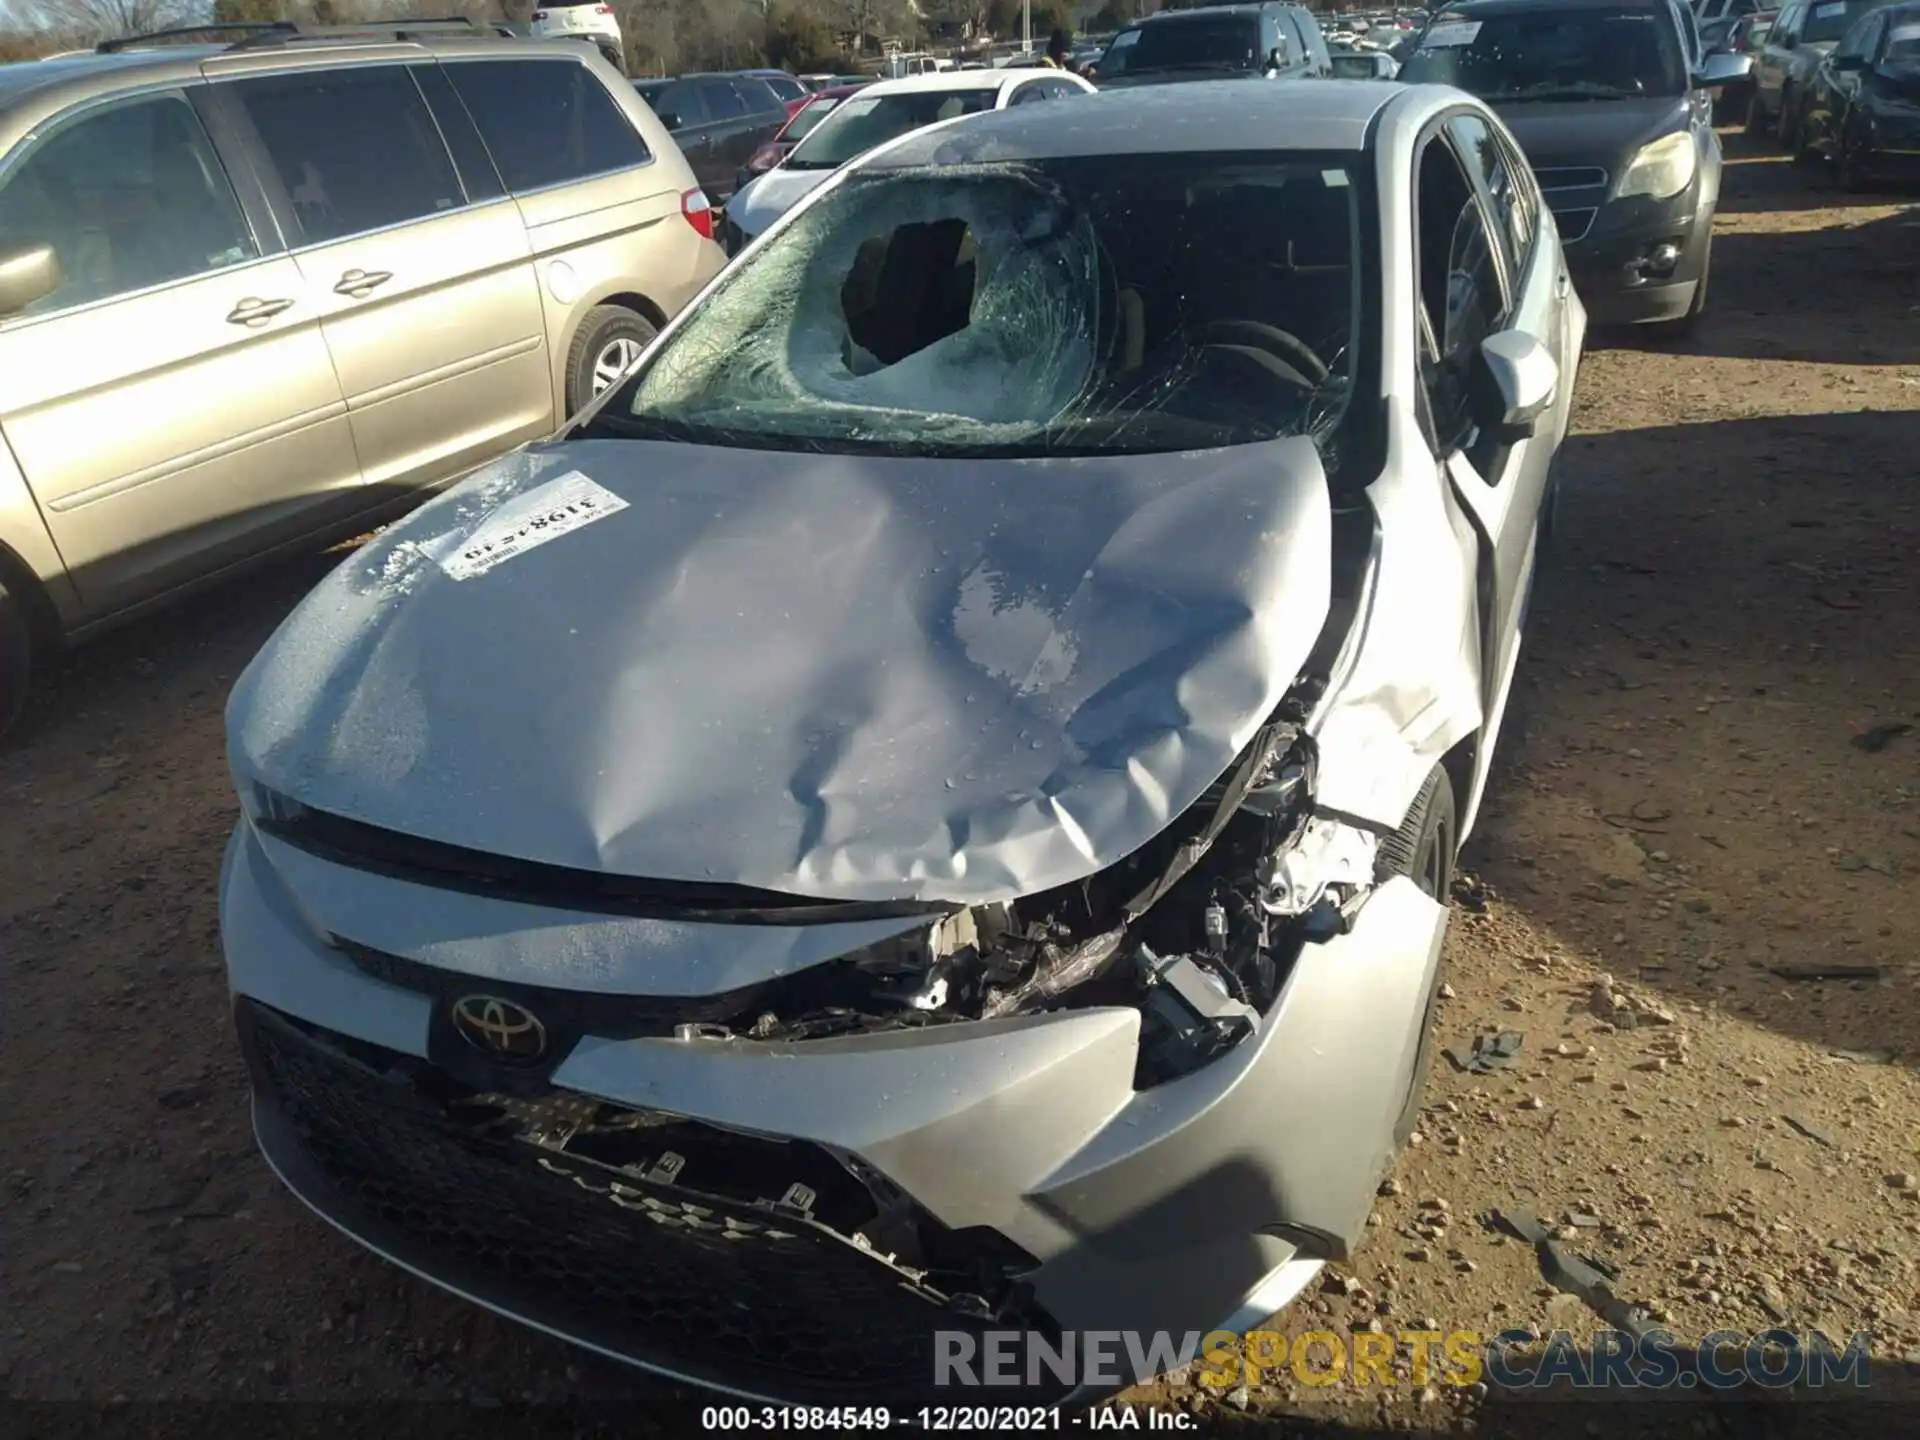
[564,304,658,416]
[1383,764,1459,1146]
[0,580,32,742]
[1376,763,1458,900]
[1837,123,1872,191]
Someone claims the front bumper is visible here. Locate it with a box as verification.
[220,816,1448,1402]
[1557,189,1711,325]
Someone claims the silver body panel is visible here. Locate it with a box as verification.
[219,79,1584,1404]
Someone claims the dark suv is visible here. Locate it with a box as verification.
[1745,0,1900,140]
[1091,3,1334,85]
[1400,0,1750,328]
[633,72,787,200]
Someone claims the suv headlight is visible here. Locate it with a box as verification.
[1614,132,1698,201]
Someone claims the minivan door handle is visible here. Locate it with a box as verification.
[333,268,393,298]
[226,296,295,326]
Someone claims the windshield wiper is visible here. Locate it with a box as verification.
[1485,83,1632,102]
[1131,60,1254,74]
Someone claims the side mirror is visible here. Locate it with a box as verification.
[0,243,59,318]
[1470,330,1559,441]
[1829,52,1868,71]
[1696,50,1754,84]
[658,111,682,131]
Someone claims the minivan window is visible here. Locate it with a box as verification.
[1400,6,1689,98]
[230,67,464,244]
[639,80,707,128]
[731,76,786,116]
[446,59,649,192]
[0,92,256,318]
[1100,16,1268,76]
[700,77,748,118]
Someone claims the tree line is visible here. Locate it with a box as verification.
[0,0,1138,75]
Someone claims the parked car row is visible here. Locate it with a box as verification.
[0,21,725,734]
[1397,0,1752,329]
[1737,0,1920,186]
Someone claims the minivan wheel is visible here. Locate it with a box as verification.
[565,304,658,415]
[0,580,32,741]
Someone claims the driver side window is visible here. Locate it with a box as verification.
[1415,133,1506,457]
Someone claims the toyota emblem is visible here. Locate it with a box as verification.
[450,994,548,1063]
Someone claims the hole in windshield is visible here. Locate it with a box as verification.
[598,155,1368,462]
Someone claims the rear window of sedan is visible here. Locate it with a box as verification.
[608,153,1368,462]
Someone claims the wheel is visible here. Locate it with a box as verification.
[1382,764,1460,1146]
[1837,124,1872,192]
[564,304,658,415]
[1790,107,1820,165]
[1662,235,1710,336]
[1775,84,1798,144]
[0,579,32,742]
[1376,762,1458,901]
[1743,88,1769,136]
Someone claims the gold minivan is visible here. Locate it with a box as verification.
[0,21,725,735]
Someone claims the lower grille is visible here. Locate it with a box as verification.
[1551,206,1598,243]
[241,1001,1044,1403]
[1532,164,1609,191]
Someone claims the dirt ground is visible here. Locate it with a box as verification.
[1,135,1916,1436]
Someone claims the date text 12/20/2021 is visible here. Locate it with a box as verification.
[699,1407,1197,1431]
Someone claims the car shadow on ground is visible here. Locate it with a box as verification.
[1470,405,1918,1073]
[1711,128,1920,214]
[2,542,353,760]
[1586,200,1920,366]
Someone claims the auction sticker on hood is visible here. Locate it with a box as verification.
[1421,19,1483,45]
[1811,0,1846,15]
[439,470,628,581]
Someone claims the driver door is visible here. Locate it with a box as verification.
[1412,114,1564,732]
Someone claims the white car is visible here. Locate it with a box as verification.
[528,0,624,71]
[220,78,1586,1408]
[721,67,1094,253]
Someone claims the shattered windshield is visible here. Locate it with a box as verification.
[784,89,1000,170]
[1400,8,1688,98]
[608,154,1366,460]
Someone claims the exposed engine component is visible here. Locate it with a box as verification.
[1133,944,1259,1080]
[671,684,1394,1085]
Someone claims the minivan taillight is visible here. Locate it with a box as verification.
[530,8,547,17]
[681,188,714,240]
[595,3,613,11]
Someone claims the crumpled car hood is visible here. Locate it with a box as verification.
[729,166,833,237]
[228,437,1332,906]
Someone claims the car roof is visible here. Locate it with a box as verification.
[859,68,1057,96]
[862,79,1403,167]
[1436,0,1670,11]
[0,47,215,111]
[1136,3,1281,19]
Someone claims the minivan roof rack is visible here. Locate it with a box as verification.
[224,16,495,49]
[97,16,500,55]
[97,22,296,53]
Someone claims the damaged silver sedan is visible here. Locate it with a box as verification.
[219,80,1584,1405]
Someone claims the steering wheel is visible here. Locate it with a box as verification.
[1192,318,1331,386]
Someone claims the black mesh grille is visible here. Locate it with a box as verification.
[241,1001,1046,1403]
